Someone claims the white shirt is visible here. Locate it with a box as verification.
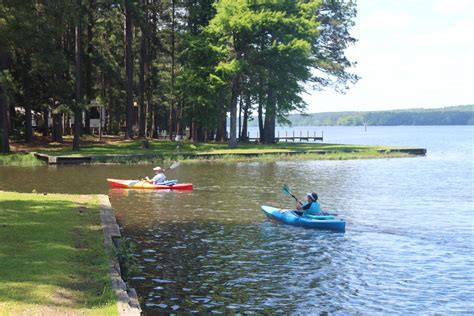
[151,172,166,184]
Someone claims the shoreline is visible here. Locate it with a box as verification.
[0,139,426,166]
[33,148,424,165]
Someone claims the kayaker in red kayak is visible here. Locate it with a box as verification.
[296,192,321,216]
[145,166,167,184]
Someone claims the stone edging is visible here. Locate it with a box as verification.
[98,194,141,316]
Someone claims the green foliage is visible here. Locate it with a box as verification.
[0,153,44,166]
[114,236,141,282]
[1,0,359,145]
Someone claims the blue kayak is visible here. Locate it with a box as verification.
[261,205,346,232]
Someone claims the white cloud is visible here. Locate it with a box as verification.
[408,19,474,49]
[432,0,474,13]
[362,10,415,29]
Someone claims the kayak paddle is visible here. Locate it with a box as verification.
[282,184,301,204]
[137,161,180,180]
[164,161,180,171]
[283,184,338,216]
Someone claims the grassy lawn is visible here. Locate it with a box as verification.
[0,153,45,166]
[1,136,411,165]
[32,138,391,156]
[0,191,117,315]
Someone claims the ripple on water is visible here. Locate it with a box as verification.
[111,134,474,314]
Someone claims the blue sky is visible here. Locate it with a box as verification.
[304,0,474,113]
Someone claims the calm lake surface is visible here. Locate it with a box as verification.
[1,126,473,314]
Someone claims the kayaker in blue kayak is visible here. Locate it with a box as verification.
[145,166,167,184]
[296,192,321,217]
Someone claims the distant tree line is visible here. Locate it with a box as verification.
[0,0,359,153]
[260,105,474,126]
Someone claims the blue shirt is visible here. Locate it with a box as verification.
[302,201,321,216]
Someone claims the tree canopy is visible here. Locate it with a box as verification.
[0,0,359,152]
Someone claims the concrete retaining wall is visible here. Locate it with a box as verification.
[98,195,141,316]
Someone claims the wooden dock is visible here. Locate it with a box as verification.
[246,130,323,142]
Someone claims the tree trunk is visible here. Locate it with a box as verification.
[24,91,33,143]
[176,104,183,138]
[73,0,83,151]
[228,76,239,149]
[9,104,16,132]
[0,55,9,153]
[125,0,134,139]
[238,95,242,140]
[190,118,195,141]
[83,0,95,135]
[20,54,34,143]
[153,104,159,138]
[168,0,176,140]
[263,89,276,144]
[52,112,63,142]
[196,125,204,142]
[146,89,152,137]
[216,109,226,142]
[84,110,90,134]
[138,9,147,138]
[42,108,49,137]
[258,95,264,142]
[148,42,158,139]
[241,94,250,142]
[106,85,113,135]
[263,110,275,144]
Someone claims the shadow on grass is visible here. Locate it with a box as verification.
[0,197,115,309]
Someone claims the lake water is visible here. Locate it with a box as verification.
[0,126,473,314]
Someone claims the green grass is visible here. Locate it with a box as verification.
[177,150,410,162]
[36,139,393,157]
[0,191,117,315]
[0,153,45,166]
[3,139,412,165]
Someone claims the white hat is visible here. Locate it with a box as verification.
[307,192,318,201]
[153,166,162,171]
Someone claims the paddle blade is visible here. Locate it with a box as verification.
[169,161,180,169]
[282,184,299,203]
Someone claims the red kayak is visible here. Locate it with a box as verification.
[107,179,193,190]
